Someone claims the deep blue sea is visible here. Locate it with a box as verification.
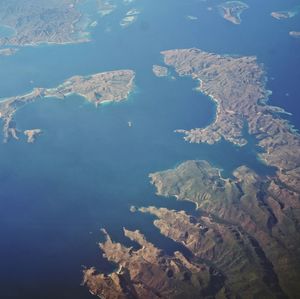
[0,0,299,298]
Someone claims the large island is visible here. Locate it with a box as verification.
[0,70,135,142]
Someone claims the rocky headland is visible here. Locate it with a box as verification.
[149,161,300,298]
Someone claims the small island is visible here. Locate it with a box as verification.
[0,48,18,56]
[289,31,300,38]
[120,8,140,27]
[152,65,169,77]
[217,1,249,25]
[0,70,135,142]
[271,5,300,20]
[24,129,42,143]
[97,0,117,17]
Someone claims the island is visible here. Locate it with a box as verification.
[0,70,135,142]
[84,190,298,299]
[97,0,117,17]
[0,48,18,56]
[271,5,300,20]
[0,0,91,47]
[24,129,42,143]
[289,31,300,38]
[186,15,198,21]
[120,9,140,28]
[152,65,169,77]
[217,1,249,25]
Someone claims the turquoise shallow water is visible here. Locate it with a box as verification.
[0,25,15,38]
[0,0,299,298]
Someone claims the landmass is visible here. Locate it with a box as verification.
[149,160,300,298]
[161,48,300,193]
[84,177,300,299]
[84,48,300,298]
[83,228,215,299]
[0,48,18,56]
[152,65,169,77]
[0,70,135,142]
[24,129,42,143]
[289,31,300,38]
[0,0,91,47]
[217,1,249,25]
[271,5,300,20]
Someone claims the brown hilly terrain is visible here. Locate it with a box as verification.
[0,70,135,142]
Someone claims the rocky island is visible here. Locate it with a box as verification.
[152,65,169,77]
[0,70,135,142]
[289,31,300,38]
[0,0,91,47]
[217,1,249,25]
[120,9,140,28]
[97,0,117,17]
[0,48,18,56]
[271,5,300,20]
[24,129,42,143]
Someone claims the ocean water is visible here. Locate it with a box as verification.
[0,0,299,298]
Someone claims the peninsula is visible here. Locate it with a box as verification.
[83,228,214,299]
[149,160,300,298]
[161,48,300,193]
[0,70,135,142]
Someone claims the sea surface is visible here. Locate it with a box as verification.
[0,0,299,298]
